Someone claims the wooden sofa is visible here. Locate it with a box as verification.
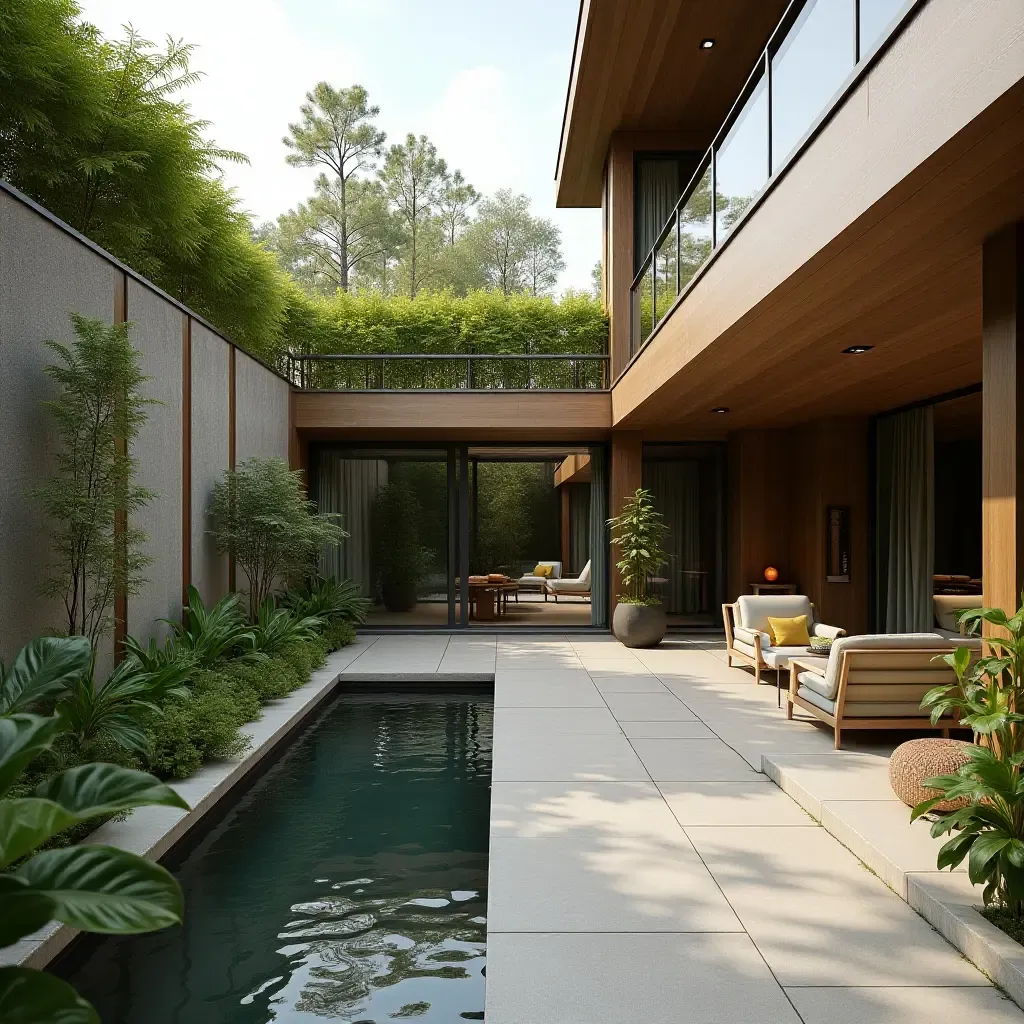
[786,632,981,749]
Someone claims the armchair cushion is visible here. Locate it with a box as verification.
[762,646,812,670]
[733,626,769,649]
[736,595,814,633]
[811,622,845,640]
[816,633,960,701]
[933,594,981,633]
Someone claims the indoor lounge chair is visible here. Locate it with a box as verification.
[546,560,591,601]
[516,561,562,599]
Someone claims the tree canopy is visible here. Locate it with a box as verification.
[1,3,607,369]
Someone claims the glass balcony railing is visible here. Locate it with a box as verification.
[629,0,914,358]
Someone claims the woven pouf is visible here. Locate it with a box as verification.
[888,738,975,812]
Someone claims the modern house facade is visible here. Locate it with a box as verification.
[3,0,1024,651]
[551,0,1024,634]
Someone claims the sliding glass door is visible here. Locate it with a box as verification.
[311,443,608,629]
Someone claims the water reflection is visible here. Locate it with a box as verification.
[57,695,492,1023]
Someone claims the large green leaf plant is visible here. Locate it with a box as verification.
[0,714,188,1023]
[912,597,1024,916]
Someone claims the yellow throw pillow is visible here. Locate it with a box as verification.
[767,614,811,647]
[533,564,553,577]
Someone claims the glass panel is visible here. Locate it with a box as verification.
[859,0,906,56]
[634,264,653,349]
[468,450,593,628]
[715,74,768,244]
[634,156,681,274]
[679,162,713,287]
[653,219,678,328]
[315,448,451,627]
[771,0,856,172]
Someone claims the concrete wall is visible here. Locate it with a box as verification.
[0,183,292,660]
[190,323,231,606]
[127,280,184,645]
[236,350,290,464]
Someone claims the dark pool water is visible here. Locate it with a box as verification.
[57,693,493,1023]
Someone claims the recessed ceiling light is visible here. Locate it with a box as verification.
[700,38,715,49]
[711,406,730,414]
[842,345,874,354]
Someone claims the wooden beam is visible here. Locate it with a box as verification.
[982,222,1024,617]
[554,453,592,487]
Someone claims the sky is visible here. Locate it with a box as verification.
[77,0,600,294]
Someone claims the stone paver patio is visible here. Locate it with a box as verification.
[437,632,1022,1024]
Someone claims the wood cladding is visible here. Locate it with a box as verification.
[557,0,787,206]
[982,224,1024,619]
[728,421,869,635]
[293,390,612,440]
[554,453,592,487]
[609,2,1024,433]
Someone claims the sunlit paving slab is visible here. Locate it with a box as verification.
[589,671,669,692]
[492,677,606,708]
[602,691,699,720]
[787,985,1024,1023]
[685,825,990,987]
[491,730,649,782]
[490,781,687,839]
[488,835,743,932]
[659,780,814,826]
[631,737,761,782]
[492,705,621,737]
[619,719,718,738]
[764,751,900,818]
[485,933,803,1024]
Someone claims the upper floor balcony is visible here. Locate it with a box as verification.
[629,0,919,358]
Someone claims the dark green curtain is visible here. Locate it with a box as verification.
[569,483,591,575]
[643,460,703,615]
[315,453,388,598]
[876,406,934,631]
[634,158,681,273]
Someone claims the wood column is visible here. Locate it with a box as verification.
[606,138,634,382]
[609,431,643,615]
[982,223,1024,616]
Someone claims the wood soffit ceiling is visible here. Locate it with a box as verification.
[556,0,790,207]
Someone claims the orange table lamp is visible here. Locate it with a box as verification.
[764,566,780,583]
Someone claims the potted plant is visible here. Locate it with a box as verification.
[372,481,429,613]
[607,488,668,648]
[911,596,1024,931]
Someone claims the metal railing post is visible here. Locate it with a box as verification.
[467,356,473,390]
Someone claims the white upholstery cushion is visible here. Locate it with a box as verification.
[817,633,960,701]
[736,595,814,633]
[733,626,769,649]
[761,646,809,670]
[935,628,982,648]
[536,561,562,579]
[933,594,980,632]
[577,560,591,585]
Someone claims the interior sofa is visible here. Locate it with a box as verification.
[787,632,980,749]
[933,593,982,640]
[546,560,591,601]
[723,595,845,684]
[516,561,562,597]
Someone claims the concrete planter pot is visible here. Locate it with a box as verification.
[612,602,667,648]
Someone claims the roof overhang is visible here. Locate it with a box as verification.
[555,0,790,207]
